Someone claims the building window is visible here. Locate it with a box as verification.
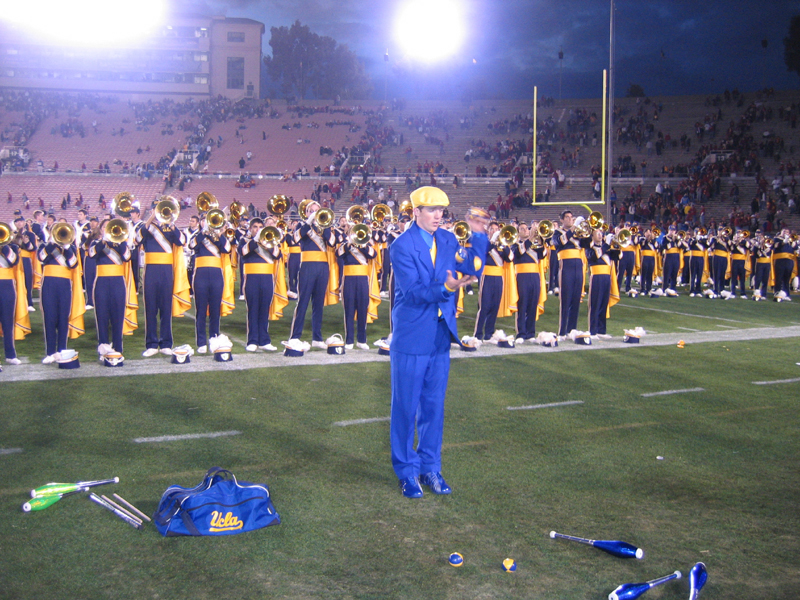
[227,57,244,89]
[194,75,208,84]
[227,31,245,43]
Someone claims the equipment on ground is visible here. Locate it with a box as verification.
[550,530,644,559]
[608,570,682,600]
[31,476,119,498]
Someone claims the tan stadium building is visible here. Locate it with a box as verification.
[0,16,264,100]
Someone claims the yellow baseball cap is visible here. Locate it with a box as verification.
[410,186,450,208]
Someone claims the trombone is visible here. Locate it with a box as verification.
[104,219,129,244]
[497,224,519,247]
[50,222,76,247]
[348,223,372,247]
[370,203,392,229]
[257,226,282,250]
[611,228,632,249]
[453,220,471,245]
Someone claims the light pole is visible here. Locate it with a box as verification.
[558,47,564,100]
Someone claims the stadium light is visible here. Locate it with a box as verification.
[5,0,166,47]
[393,0,466,63]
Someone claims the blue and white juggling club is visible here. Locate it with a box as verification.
[608,571,682,600]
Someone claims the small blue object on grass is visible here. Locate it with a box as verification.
[448,552,463,567]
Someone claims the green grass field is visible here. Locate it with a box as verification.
[1,291,799,599]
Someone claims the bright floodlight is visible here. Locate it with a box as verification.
[5,0,166,47]
[394,0,466,63]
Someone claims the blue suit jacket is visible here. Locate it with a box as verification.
[390,222,488,355]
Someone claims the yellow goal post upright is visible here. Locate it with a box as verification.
[530,73,609,220]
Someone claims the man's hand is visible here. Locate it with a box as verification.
[445,270,477,291]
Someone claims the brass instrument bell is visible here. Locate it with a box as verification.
[453,220,471,244]
[258,226,282,249]
[112,191,134,218]
[0,222,13,246]
[196,191,219,213]
[588,211,605,230]
[51,222,76,247]
[346,205,366,226]
[155,196,180,225]
[348,223,372,247]
[314,208,334,230]
[104,219,129,244]
[537,220,555,240]
[497,225,519,247]
[268,194,290,217]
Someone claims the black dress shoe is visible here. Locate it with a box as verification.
[398,476,423,498]
[420,472,452,495]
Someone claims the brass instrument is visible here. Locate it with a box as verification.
[112,192,134,219]
[229,200,247,222]
[453,220,471,244]
[763,237,774,250]
[699,227,707,236]
[51,222,76,247]
[537,220,555,240]
[104,219,129,244]
[398,200,414,220]
[155,196,180,226]
[677,230,688,241]
[267,194,290,223]
[588,211,605,230]
[602,223,610,233]
[497,225,519,247]
[196,191,219,213]
[257,226,282,250]
[573,220,592,238]
[348,223,372,247]
[630,225,639,235]
[651,227,661,237]
[275,219,288,235]
[0,222,13,246]
[205,208,227,236]
[346,205,366,226]
[371,203,392,227]
[613,228,633,248]
[224,228,237,242]
[722,226,733,239]
[298,199,314,220]
[314,208,335,231]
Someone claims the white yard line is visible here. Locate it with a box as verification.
[507,400,584,411]
[641,387,705,398]
[0,448,23,456]
[676,327,701,332]
[616,302,749,323]
[751,377,800,386]
[133,430,241,443]
[716,325,737,329]
[333,416,390,427]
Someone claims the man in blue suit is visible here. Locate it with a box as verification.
[390,187,489,498]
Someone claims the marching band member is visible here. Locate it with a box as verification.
[660,225,685,296]
[389,186,488,498]
[235,215,249,300]
[772,228,798,302]
[183,215,201,295]
[89,219,134,357]
[752,230,772,301]
[687,227,709,297]
[239,217,284,352]
[188,215,232,353]
[128,207,144,293]
[30,210,47,244]
[13,217,37,311]
[37,227,84,363]
[137,207,189,357]
[82,218,100,310]
[0,236,29,364]
[287,200,339,349]
[616,223,638,297]
[728,231,751,299]
[513,222,546,343]
[638,228,659,296]
[338,222,380,349]
[586,226,620,338]
[285,220,301,299]
[708,226,731,299]
[473,222,516,342]
[553,210,585,337]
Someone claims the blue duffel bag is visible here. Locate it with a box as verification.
[154,467,280,537]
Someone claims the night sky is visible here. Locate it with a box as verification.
[186,0,800,100]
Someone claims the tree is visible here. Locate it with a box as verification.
[264,20,372,100]
[626,84,646,98]
[783,15,800,78]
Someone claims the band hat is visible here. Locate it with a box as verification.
[410,186,449,209]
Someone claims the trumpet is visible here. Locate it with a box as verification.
[348,223,372,247]
[155,196,180,226]
[497,224,519,247]
[630,225,639,235]
[677,230,688,241]
[346,205,366,226]
[112,191,134,219]
[51,222,76,247]
[371,203,392,228]
[257,225,282,250]
[275,219,288,235]
[0,222,13,246]
[763,237,774,249]
[699,227,708,236]
[104,219,129,244]
[453,220,471,244]
[722,226,733,239]
[196,191,219,213]
[651,227,662,237]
